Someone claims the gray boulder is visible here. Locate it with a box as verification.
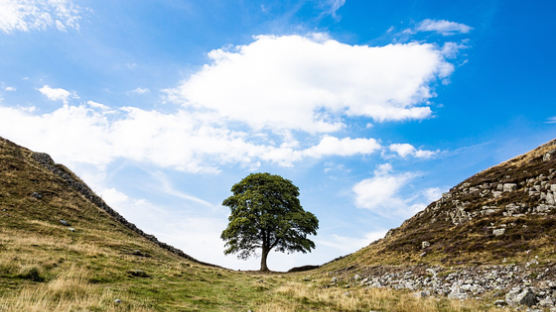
[506,287,538,306]
[503,183,517,192]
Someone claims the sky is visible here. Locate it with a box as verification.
[0,0,554,271]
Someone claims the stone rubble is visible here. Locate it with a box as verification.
[332,264,556,309]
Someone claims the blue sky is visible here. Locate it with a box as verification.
[0,0,554,271]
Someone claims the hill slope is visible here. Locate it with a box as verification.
[1,136,503,312]
[322,139,556,308]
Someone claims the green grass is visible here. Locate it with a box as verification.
[0,136,525,311]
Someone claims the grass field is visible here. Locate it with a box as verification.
[0,137,522,311]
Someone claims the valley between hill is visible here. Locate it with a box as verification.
[1,136,554,311]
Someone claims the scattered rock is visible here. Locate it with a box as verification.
[520,289,538,307]
[59,219,70,226]
[547,193,555,205]
[31,192,42,199]
[506,287,538,306]
[503,183,517,192]
[421,241,430,249]
[331,276,337,284]
[131,250,150,257]
[128,269,150,278]
[68,227,75,232]
[492,191,503,198]
[114,299,121,304]
[494,299,507,307]
[447,285,468,300]
[493,228,505,236]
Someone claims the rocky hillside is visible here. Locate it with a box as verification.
[323,138,556,310]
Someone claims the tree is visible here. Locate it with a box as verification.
[221,173,319,271]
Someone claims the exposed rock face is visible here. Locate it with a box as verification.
[380,139,556,262]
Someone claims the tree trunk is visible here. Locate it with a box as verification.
[260,246,269,272]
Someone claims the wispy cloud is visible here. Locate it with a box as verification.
[546,116,556,124]
[130,87,150,95]
[318,230,387,253]
[415,19,472,36]
[150,172,217,209]
[322,0,346,18]
[0,0,82,34]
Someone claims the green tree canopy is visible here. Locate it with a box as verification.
[221,173,319,271]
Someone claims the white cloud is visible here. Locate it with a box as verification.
[86,100,110,111]
[0,0,81,34]
[303,136,381,158]
[389,143,437,158]
[130,87,150,94]
[547,116,556,124]
[441,41,468,58]
[0,103,383,173]
[353,163,415,214]
[37,85,76,104]
[422,187,442,202]
[352,163,443,218]
[166,34,455,133]
[416,19,472,36]
[4,86,16,92]
[318,230,386,253]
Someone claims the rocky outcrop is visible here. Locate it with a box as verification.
[30,151,218,268]
[331,139,556,310]
[331,263,556,310]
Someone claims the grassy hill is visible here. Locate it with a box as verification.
[324,139,556,271]
[0,136,526,311]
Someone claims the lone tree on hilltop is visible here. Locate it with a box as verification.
[221,173,319,271]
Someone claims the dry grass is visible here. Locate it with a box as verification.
[0,135,536,311]
[265,279,512,312]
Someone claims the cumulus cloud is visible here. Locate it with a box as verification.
[303,136,381,158]
[352,164,416,215]
[4,86,16,92]
[416,19,472,36]
[0,0,81,34]
[37,85,75,104]
[0,103,383,173]
[352,163,437,218]
[166,34,455,133]
[388,143,437,158]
